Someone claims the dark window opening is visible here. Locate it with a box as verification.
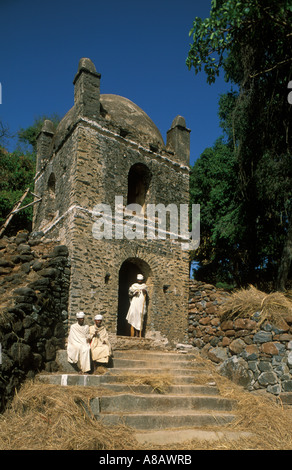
[46,172,56,221]
[127,163,152,212]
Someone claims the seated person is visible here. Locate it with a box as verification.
[67,311,91,373]
[89,314,112,369]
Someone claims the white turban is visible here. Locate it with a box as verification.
[94,314,103,320]
[137,274,144,280]
[76,311,85,318]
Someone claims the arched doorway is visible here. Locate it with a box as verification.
[117,257,152,336]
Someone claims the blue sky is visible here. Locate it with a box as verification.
[0,0,232,165]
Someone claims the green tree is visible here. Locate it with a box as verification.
[17,113,60,155]
[0,149,35,234]
[190,138,244,286]
[0,115,60,236]
[187,0,292,289]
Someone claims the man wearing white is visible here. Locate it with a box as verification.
[126,274,147,337]
[67,311,91,373]
[89,314,112,367]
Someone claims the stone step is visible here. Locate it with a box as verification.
[94,410,235,430]
[102,384,219,395]
[50,346,238,436]
[279,392,292,407]
[55,348,205,373]
[95,393,235,413]
[134,428,252,445]
[113,349,199,362]
[107,367,208,376]
[111,358,202,369]
[104,373,213,385]
[37,374,219,395]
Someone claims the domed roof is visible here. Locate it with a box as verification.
[100,94,164,147]
[53,94,164,150]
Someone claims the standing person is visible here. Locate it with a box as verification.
[67,311,91,373]
[126,274,147,337]
[89,314,112,369]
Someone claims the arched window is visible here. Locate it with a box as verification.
[127,163,151,212]
[48,172,56,197]
[45,172,56,221]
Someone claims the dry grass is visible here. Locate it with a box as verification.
[210,371,292,450]
[286,290,292,302]
[0,381,141,450]
[219,284,292,327]
[121,372,173,393]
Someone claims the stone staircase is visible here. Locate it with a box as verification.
[37,345,249,445]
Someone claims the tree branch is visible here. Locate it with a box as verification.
[249,57,292,79]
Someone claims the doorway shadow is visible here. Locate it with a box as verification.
[117,257,151,336]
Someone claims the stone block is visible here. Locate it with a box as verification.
[253,331,273,343]
[9,342,33,369]
[207,347,228,364]
[258,371,278,386]
[261,342,281,355]
[218,357,252,389]
[229,338,246,355]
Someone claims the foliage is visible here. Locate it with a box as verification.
[188,0,292,289]
[0,115,60,236]
[17,113,60,155]
[187,0,292,85]
[190,138,242,285]
[0,149,35,234]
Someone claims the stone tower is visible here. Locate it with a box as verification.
[33,58,191,343]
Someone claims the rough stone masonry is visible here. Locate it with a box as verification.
[188,280,292,403]
[32,57,192,344]
[0,231,70,411]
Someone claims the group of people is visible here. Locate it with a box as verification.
[67,274,148,373]
[67,312,112,373]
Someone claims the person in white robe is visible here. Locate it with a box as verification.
[126,274,147,337]
[89,314,112,367]
[67,311,91,373]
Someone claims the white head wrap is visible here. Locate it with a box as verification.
[94,314,103,320]
[76,311,85,318]
[137,274,144,280]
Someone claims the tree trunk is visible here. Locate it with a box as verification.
[276,217,292,291]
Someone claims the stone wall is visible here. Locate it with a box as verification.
[0,231,70,411]
[188,280,292,400]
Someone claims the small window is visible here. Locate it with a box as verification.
[45,172,56,221]
[127,163,151,212]
[48,172,56,198]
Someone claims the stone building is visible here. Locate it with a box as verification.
[33,58,191,343]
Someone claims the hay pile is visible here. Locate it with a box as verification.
[219,285,292,327]
[121,372,173,394]
[0,381,140,450]
[210,368,292,450]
